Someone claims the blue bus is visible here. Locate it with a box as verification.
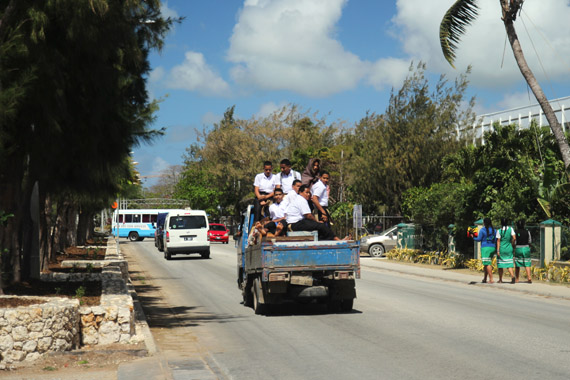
[112,209,182,242]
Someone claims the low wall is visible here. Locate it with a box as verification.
[0,297,80,368]
[0,237,139,369]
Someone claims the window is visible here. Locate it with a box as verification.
[142,214,151,223]
[132,214,141,223]
[169,216,207,230]
[209,224,226,231]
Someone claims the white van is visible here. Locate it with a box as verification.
[163,209,210,260]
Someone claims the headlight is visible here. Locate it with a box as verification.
[224,233,228,237]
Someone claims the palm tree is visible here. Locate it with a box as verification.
[440,0,570,171]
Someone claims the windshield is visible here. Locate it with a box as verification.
[169,216,207,230]
[209,224,226,231]
[381,226,398,236]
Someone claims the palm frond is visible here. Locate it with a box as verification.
[440,0,480,68]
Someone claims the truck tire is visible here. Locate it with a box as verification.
[201,249,210,259]
[340,298,354,312]
[128,232,139,242]
[242,281,253,307]
[327,299,341,313]
[253,278,267,315]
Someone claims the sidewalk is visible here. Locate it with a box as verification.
[360,257,570,301]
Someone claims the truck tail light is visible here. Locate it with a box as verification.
[166,231,170,243]
[334,271,354,280]
[269,272,290,282]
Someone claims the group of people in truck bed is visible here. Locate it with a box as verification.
[250,158,344,243]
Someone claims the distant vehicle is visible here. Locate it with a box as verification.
[208,223,229,244]
[154,212,168,251]
[112,209,174,242]
[359,225,398,257]
[163,209,210,260]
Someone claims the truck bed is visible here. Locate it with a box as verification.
[246,239,360,277]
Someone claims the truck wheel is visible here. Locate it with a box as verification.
[340,298,354,312]
[327,299,341,313]
[369,243,385,257]
[243,282,253,307]
[253,278,267,315]
[201,249,210,259]
[128,232,139,242]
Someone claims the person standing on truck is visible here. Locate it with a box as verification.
[253,160,276,222]
[286,184,341,241]
[311,171,332,227]
[275,159,302,193]
[301,158,320,187]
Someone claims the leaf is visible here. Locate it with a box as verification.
[440,0,480,68]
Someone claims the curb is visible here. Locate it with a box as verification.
[360,259,570,301]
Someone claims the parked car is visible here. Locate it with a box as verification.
[360,225,398,257]
[208,223,229,244]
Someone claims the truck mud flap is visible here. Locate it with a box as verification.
[293,285,329,298]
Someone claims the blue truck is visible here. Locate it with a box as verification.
[236,206,360,315]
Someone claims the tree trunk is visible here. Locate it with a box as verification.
[39,192,53,272]
[501,2,570,170]
[76,209,90,246]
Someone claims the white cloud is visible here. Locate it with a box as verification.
[166,51,231,96]
[151,156,171,175]
[367,58,412,91]
[201,111,221,126]
[392,0,570,89]
[256,101,288,118]
[228,0,377,97]
[160,1,179,20]
[148,67,165,84]
[497,92,536,111]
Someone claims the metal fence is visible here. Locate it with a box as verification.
[459,95,570,145]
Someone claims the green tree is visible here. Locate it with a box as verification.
[0,0,174,287]
[440,0,570,170]
[348,62,475,214]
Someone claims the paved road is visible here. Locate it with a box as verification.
[123,240,570,380]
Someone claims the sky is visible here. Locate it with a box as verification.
[135,0,570,186]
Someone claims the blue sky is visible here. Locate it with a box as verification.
[135,0,570,186]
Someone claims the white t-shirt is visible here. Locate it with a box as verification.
[269,202,286,221]
[254,172,276,193]
[496,227,516,239]
[285,195,311,224]
[280,190,297,210]
[274,170,301,193]
[311,180,329,207]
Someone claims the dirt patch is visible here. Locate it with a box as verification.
[1,279,102,307]
[6,342,147,377]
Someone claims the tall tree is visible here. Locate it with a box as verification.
[0,0,174,287]
[348,62,475,214]
[440,0,570,171]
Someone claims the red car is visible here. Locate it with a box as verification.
[208,223,229,244]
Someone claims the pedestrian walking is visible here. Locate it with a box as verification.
[514,220,532,283]
[496,218,516,283]
[473,217,496,283]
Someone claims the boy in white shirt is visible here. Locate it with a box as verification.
[253,160,276,222]
[311,171,331,227]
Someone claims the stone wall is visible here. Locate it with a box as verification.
[0,237,138,368]
[0,297,80,368]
